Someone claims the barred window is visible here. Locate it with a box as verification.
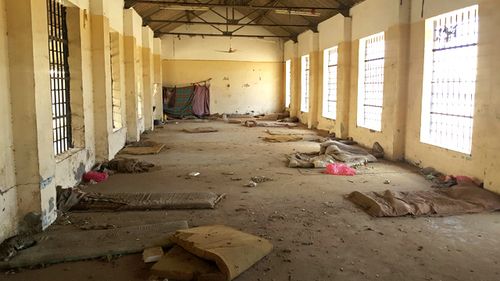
[47,0,72,155]
[421,5,478,154]
[110,32,122,130]
[322,46,338,120]
[285,59,291,108]
[301,54,310,112]
[357,32,385,131]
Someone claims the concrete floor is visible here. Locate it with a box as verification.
[3,121,500,281]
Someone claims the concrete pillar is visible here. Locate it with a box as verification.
[5,0,57,229]
[142,27,154,131]
[90,0,113,160]
[0,0,19,242]
[123,9,142,142]
[153,38,163,121]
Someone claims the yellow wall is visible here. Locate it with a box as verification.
[404,0,500,193]
[162,60,283,115]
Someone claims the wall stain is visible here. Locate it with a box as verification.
[40,176,54,190]
[74,162,86,182]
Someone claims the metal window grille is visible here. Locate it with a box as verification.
[323,46,338,119]
[285,60,291,108]
[358,32,385,131]
[424,5,478,154]
[47,0,72,155]
[110,33,122,130]
[301,55,310,112]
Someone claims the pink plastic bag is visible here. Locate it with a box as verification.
[323,163,356,176]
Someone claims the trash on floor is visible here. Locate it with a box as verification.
[250,176,273,183]
[120,141,166,155]
[151,225,273,281]
[347,183,500,217]
[244,181,258,187]
[106,158,156,173]
[323,163,356,176]
[143,247,165,263]
[0,221,189,269]
[82,171,108,183]
[187,171,201,177]
[183,127,218,133]
[0,234,36,262]
[71,191,225,211]
[288,140,377,168]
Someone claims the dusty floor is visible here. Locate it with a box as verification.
[3,121,500,281]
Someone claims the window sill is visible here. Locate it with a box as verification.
[419,138,472,156]
[55,147,85,164]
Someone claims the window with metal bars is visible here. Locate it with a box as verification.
[110,32,122,130]
[323,46,338,120]
[285,59,291,108]
[357,32,385,131]
[47,0,72,155]
[301,55,310,112]
[420,5,478,154]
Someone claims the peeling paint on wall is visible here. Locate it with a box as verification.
[40,176,54,190]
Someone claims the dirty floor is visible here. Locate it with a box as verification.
[3,121,500,281]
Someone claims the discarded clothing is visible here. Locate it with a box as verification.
[347,183,500,217]
[192,85,210,117]
[288,140,377,168]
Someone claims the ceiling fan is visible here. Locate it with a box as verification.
[215,40,237,53]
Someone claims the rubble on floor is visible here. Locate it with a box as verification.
[347,182,500,217]
[151,225,273,281]
[262,135,303,143]
[120,141,166,155]
[287,140,377,168]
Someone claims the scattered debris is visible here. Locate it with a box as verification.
[383,179,391,184]
[231,177,243,181]
[0,234,36,262]
[372,142,384,158]
[79,224,116,231]
[143,247,164,263]
[188,172,200,177]
[222,171,235,176]
[251,176,273,183]
[245,181,258,188]
[183,127,218,133]
[278,116,299,123]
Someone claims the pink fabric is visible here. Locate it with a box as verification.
[82,171,108,182]
[323,163,357,176]
[192,85,210,117]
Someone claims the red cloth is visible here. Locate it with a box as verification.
[192,85,210,117]
[82,171,108,182]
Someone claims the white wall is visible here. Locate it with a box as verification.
[410,0,478,22]
[318,14,351,50]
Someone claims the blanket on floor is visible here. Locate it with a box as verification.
[347,184,500,217]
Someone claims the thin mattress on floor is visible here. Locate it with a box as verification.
[347,183,500,217]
